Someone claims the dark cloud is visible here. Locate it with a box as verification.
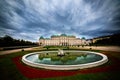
[0,0,120,41]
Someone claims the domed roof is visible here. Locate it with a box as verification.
[60,34,67,36]
[81,37,85,39]
[39,36,44,39]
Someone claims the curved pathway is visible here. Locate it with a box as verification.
[0,47,37,55]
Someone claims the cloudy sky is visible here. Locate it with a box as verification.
[0,0,120,42]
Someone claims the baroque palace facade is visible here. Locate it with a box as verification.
[39,34,90,46]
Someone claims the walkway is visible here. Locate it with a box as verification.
[0,47,35,55]
[0,46,120,55]
[73,46,120,52]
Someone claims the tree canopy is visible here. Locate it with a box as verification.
[0,35,37,47]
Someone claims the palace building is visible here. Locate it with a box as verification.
[39,34,90,46]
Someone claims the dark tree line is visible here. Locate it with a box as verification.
[92,33,120,46]
[0,35,37,47]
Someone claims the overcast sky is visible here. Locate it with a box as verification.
[0,0,120,42]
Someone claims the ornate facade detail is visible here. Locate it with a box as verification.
[39,34,90,46]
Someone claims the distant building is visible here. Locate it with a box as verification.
[39,34,90,46]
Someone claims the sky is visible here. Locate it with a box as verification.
[0,0,120,42]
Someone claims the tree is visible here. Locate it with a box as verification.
[0,35,37,47]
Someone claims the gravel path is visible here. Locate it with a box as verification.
[0,47,34,55]
[77,46,120,52]
[0,46,120,55]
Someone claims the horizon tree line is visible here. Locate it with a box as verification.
[0,35,37,47]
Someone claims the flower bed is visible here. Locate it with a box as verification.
[12,55,120,79]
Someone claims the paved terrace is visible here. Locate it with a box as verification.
[0,47,39,55]
[74,46,120,52]
[0,46,120,55]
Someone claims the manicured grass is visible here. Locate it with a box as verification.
[0,51,29,80]
[33,72,120,80]
[0,49,120,80]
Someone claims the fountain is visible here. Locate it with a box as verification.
[57,49,65,56]
[22,50,108,70]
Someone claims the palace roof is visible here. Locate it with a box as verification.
[51,34,75,37]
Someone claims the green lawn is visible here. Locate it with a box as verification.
[35,72,120,80]
[0,49,120,80]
